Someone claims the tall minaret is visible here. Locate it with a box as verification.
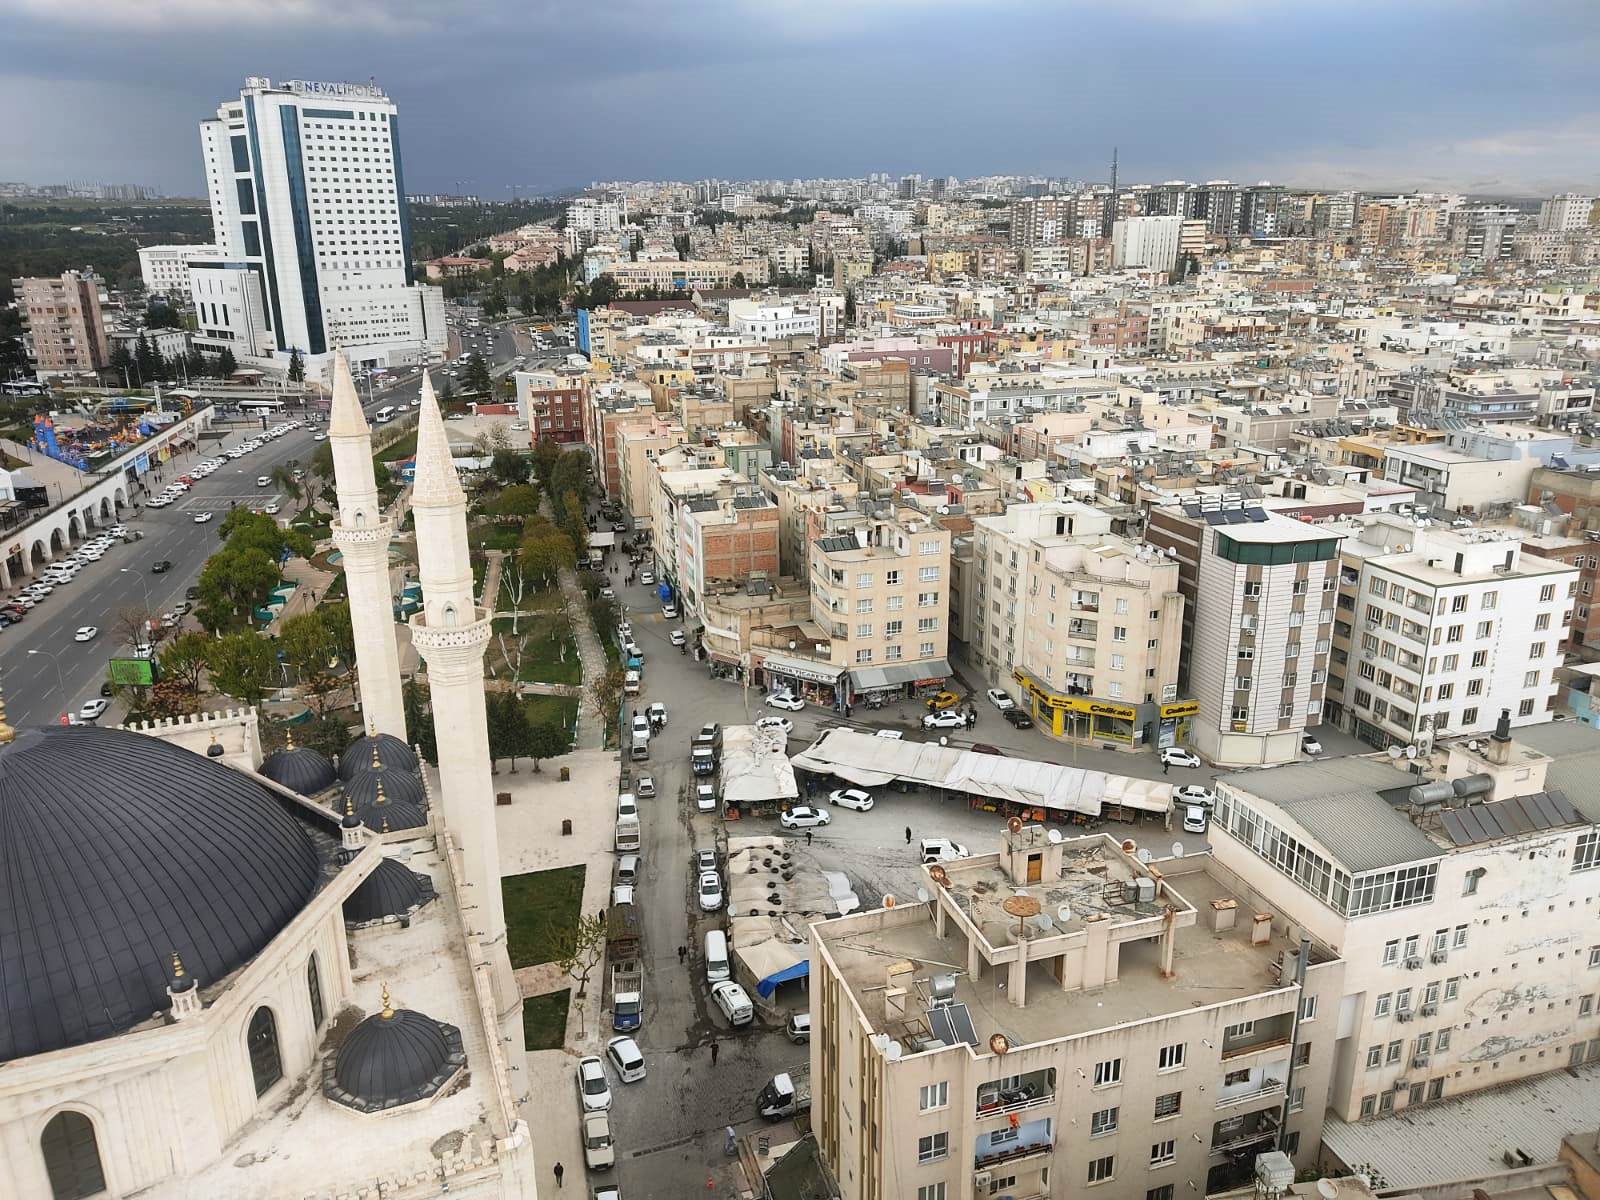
[328,351,407,741]
[407,371,517,1013]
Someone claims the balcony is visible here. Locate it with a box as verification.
[1215,1079,1285,1110]
[1068,620,1097,639]
[1211,1111,1280,1155]
[975,1071,1056,1119]
[1219,1033,1291,1061]
[973,1139,1054,1172]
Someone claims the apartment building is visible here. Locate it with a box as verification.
[674,493,781,619]
[1209,721,1600,1131]
[804,505,952,703]
[646,450,747,594]
[1111,216,1183,274]
[13,271,109,378]
[613,416,687,523]
[137,243,217,298]
[1147,503,1343,767]
[727,299,820,344]
[513,365,585,444]
[809,824,1344,1200]
[585,387,657,497]
[761,463,862,578]
[1323,516,1576,747]
[601,258,768,294]
[968,502,1188,749]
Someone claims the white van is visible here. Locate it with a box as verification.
[373,405,397,424]
[704,929,730,983]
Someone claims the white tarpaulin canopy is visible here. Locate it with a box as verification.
[721,726,800,807]
[726,836,835,998]
[791,729,1174,817]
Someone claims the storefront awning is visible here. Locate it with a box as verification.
[758,652,843,685]
[852,659,952,690]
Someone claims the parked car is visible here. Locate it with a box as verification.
[786,1012,812,1044]
[1003,708,1034,729]
[924,690,960,711]
[1174,785,1214,806]
[78,698,111,722]
[780,805,830,829]
[1301,732,1324,756]
[827,788,875,812]
[765,692,805,712]
[1159,746,1202,769]
[151,560,173,573]
[693,848,717,874]
[922,709,966,730]
[605,1035,647,1083]
[575,1055,611,1112]
[1182,805,1210,835]
[875,729,905,740]
[698,871,723,911]
[755,716,792,737]
[985,688,1016,711]
[610,884,634,906]
[639,571,655,586]
[695,782,717,812]
[918,837,971,865]
[662,603,678,619]
[634,774,656,799]
[710,980,754,1026]
[582,1111,616,1172]
[73,625,98,642]
[669,629,686,646]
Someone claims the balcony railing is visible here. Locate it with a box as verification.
[1219,1033,1291,1061]
[1211,1122,1279,1155]
[974,1140,1054,1172]
[1215,1081,1284,1110]
[975,1092,1054,1120]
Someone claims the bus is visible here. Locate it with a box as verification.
[373,405,397,424]
[238,397,286,414]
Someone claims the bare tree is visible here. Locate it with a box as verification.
[500,559,531,635]
[112,606,157,652]
[542,910,609,1037]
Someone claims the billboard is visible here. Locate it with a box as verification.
[107,657,157,687]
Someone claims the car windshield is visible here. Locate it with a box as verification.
[582,1069,605,1094]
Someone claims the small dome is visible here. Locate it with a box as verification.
[347,774,427,833]
[339,734,417,781]
[260,745,338,795]
[344,765,427,813]
[344,858,436,926]
[325,989,464,1113]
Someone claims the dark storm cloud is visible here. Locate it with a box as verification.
[1,0,1597,195]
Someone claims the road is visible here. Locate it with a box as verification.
[1,318,521,729]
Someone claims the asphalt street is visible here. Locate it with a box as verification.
[1,319,520,729]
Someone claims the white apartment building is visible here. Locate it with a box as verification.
[1538,193,1595,234]
[727,299,820,344]
[188,76,446,376]
[1112,216,1184,274]
[1210,721,1600,1132]
[1325,516,1577,749]
[137,243,217,299]
[564,195,624,253]
[970,502,1187,750]
[1147,503,1343,767]
[810,824,1346,1200]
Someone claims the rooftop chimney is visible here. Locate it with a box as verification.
[1488,708,1512,765]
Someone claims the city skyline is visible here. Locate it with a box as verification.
[3,0,1599,197]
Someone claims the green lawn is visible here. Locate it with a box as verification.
[504,864,585,968]
[375,430,418,463]
[522,990,570,1051]
[523,693,579,742]
[517,625,581,686]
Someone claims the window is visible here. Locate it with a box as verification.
[856,623,873,638]
[919,642,935,658]
[917,1186,946,1200]
[1437,1028,1452,1052]
[884,620,904,637]
[1093,1058,1122,1087]
[1087,1155,1115,1184]
[918,591,938,608]
[856,572,872,589]
[1386,1040,1402,1064]
[1360,1095,1377,1119]
[916,1132,948,1163]
[247,1006,283,1098]
[1158,1042,1185,1071]
[1453,924,1468,950]
[307,954,325,1031]
[857,598,873,614]
[1366,1045,1383,1069]
[40,1111,105,1200]
[1542,583,1557,602]
[1463,867,1484,895]
[1289,1086,1305,1113]
[920,539,940,555]
[918,1081,947,1111]
[919,565,941,582]
[1577,830,1600,873]
[1091,1106,1119,1137]
[1150,1139,1176,1167]
[1154,1091,1181,1119]
[1293,1043,1311,1068]
[1589,946,1600,968]
[885,570,901,586]
[856,648,872,664]
[918,617,939,632]
[1300,995,1318,1022]
[1223,1068,1251,1086]
[1444,977,1460,1002]
[1149,1188,1175,1200]
[1224,1020,1255,1041]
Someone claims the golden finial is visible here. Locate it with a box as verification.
[344,793,357,818]
[381,815,391,834]
[375,778,387,804]
[286,728,296,751]
[0,677,13,746]
[371,745,383,771]
[171,952,185,979]
[368,718,377,737]
[380,983,394,1019]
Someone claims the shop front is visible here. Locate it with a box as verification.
[847,659,953,707]
[1011,667,1140,747]
[754,651,844,709]
[1154,699,1199,749]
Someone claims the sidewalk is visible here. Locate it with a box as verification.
[538,494,608,750]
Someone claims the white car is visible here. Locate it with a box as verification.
[73,625,98,642]
[605,1035,647,1083]
[828,788,875,812]
[582,1111,616,1172]
[765,692,805,712]
[264,503,280,515]
[256,476,272,486]
[918,837,971,865]
[575,1055,611,1112]
[711,980,754,1026]
[755,716,792,737]
[695,782,717,812]
[698,870,724,911]
[780,805,830,830]
[1301,732,1324,756]
[313,432,327,442]
[639,571,655,586]
[611,884,634,906]
[193,511,213,523]
[1159,746,1202,769]
[1174,785,1214,806]
[985,688,1016,711]
[1182,805,1211,835]
[922,709,966,730]
[78,698,111,722]
[669,629,686,646]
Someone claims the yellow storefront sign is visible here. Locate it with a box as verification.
[1011,669,1137,721]
[1159,700,1199,719]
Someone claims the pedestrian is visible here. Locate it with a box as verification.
[805,829,813,845]
[710,1041,719,1065]
[1162,759,1169,775]
[678,944,686,963]
[905,825,912,845]
[553,1161,564,1188]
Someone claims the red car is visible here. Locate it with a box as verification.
[177,474,195,485]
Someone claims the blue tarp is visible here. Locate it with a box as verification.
[755,959,810,999]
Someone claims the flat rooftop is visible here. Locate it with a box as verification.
[819,856,1306,1053]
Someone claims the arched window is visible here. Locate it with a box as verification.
[247,1007,283,1097]
[307,955,325,1032]
[443,602,459,628]
[40,1110,105,1200]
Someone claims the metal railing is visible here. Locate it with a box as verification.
[975,1092,1054,1120]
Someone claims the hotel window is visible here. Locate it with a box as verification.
[1374,993,1391,1018]
[1091,1106,1119,1137]
[1093,1058,1122,1087]
[1150,1139,1176,1167]
[919,642,935,658]
[1360,1095,1376,1118]
[919,566,941,582]
[1366,1045,1382,1069]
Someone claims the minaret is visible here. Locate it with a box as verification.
[406,371,517,1013]
[328,350,407,741]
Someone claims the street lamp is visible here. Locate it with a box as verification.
[119,566,153,611]
[27,648,66,702]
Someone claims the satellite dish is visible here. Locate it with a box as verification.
[1137,848,1153,864]
[1405,745,1417,759]
[1467,739,1480,752]
[1171,842,1186,858]
[1317,1181,1338,1200]
[1387,745,1404,759]
[1121,839,1138,856]
[1046,828,1063,844]
[884,1041,903,1062]
[988,1033,1011,1056]
[883,894,896,908]
[915,887,930,903]
[1007,815,1024,834]
[1056,904,1072,924]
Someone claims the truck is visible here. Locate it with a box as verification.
[606,902,643,1033]
[756,1068,811,1121]
[614,814,641,852]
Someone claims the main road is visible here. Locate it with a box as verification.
[0,320,522,729]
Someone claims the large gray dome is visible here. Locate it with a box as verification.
[344,765,427,813]
[325,996,464,1113]
[260,744,338,795]
[0,725,324,1062]
[344,858,436,926]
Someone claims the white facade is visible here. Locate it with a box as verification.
[1112,215,1183,273]
[727,300,820,344]
[189,77,446,376]
[564,196,624,253]
[138,243,217,298]
[1538,193,1594,233]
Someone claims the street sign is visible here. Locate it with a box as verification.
[108,657,157,687]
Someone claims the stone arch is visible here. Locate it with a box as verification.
[246,1005,283,1098]
[113,485,128,509]
[99,496,113,520]
[47,525,65,555]
[62,514,79,543]
[38,1107,108,1200]
[30,538,50,570]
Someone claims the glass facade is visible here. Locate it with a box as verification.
[278,105,325,354]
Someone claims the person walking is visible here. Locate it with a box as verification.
[805,829,813,845]
[678,944,687,963]
[905,826,912,845]
[553,1161,564,1188]
[710,1041,719,1066]
[1162,759,1169,775]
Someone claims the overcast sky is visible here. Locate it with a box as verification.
[3,0,1599,198]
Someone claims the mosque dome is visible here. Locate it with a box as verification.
[348,774,428,833]
[325,988,465,1113]
[338,733,417,780]
[344,764,427,814]
[0,725,323,1062]
[259,741,339,796]
[343,858,437,926]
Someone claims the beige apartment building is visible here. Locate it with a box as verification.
[970,502,1188,750]
[14,271,109,378]
[674,492,780,620]
[797,505,953,704]
[1210,720,1600,1134]
[761,461,862,578]
[601,257,768,293]
[586,386,658,498]
[614,416,687,523]
[810,824,1345,1200]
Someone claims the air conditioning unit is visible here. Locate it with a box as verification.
[1396,1008,1413,1023]
[1431,949,1447,964]
[1393,1079,1410,1091]
[1412,1052,1430,1069]
[1420,1002,1437,1017]
[974,1170,992,1188]
[1404,956,1423,970]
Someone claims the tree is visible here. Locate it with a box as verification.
[133,332,157,385]
[108,341,133,385]
[731,271,747,289]
[486,690,533,773]
[112,606,157,652]
[526,720,568,772]
[589,664,625,733]
[403,679,438,765]
[216,347,238,378]
[159,631,212,693]
[438,376,456,402]
[532,437,563,487]
[464,351,492,396]
[492,483,541,522]
[544,909,609,1000]
[196,544,279,630]
[286,348,305,383]
[279,608,346,714]
[206,631,276,706]
[519,524,575,584]
[490,447,531,486]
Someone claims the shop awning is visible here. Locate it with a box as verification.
[758,652,843,685]
[851,659,952,690]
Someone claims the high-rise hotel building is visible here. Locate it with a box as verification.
[187,77,446,378]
